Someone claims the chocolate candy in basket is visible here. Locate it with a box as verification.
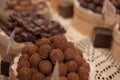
[58,1,73,18]
[0,12,66,43]
[1,53,16,76]
[78,0,120,14]
[6,0,49,17]
[92,27,112,48]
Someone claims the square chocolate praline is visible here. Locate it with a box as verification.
[93,27,112,48]
[1,53,16,76]
[58,1,73,18]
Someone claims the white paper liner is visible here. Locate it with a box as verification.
[11,54,21,77]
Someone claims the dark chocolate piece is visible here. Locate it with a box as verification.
[0,12,66,43]
[78,0,120,14]
[58,1,73,18]
[1,53,16,76]
[93,27,112,48]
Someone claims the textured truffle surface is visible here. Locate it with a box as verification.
[38,60,52,74]
[17,35,90,80]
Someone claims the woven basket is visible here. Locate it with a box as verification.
[112,23,120,64]
[73,0,120,38]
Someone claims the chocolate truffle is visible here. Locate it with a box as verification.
[80,0,87,8]
[73,54,85,66]
[21,44,38,56]
[52,35,67,50]
[60,76,68,80]
[59,63,67,76]
[77,67,89,80]
[18,67,32,80]
[67,72,79,80]
[21,45,29,54]
[64,48,74,61]
[18,60,30,70]
[88,3,95,11]
[39,60,52,74]
[65,60,78,72]
[27,44,38,56]
[39,44,52,59]
[50,49,64,64]
[36,38,51,47]
[93,0,100,5]
[29,53,41,67]
[74,47,83,57]
[19,54,29,62]
[82,63,90,72]
[66,42,75,49]
[31,68,39,74]
[44,76,51,80]
[95,6,102,13]
[31,72,45,80]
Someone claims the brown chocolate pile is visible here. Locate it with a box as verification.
[6,0,49,17]
[78,0,120,14]
[17,35,90,80]
[0,12,66,43]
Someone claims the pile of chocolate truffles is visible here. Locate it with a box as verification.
[6,0,49,17]
[0,12,66,43]
[17,35,90,80]
[78,0,120,14]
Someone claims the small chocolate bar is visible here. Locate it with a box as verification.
[58,1,73,18]
[93,27,112,48]
[1,53,16,76]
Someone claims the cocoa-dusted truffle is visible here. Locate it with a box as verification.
[18,67,32,80]
[18,60,30,71]
[27,45,38,56]
[31,68,39,74]
[73,54,85,66]
[64,48,74,61]
[39,60,52,74]
[39,44,52,59]
[21,45,29,54]
[77,67,89,80]
[93,0,100,4]
[66,42,75,49]
[31,72,45,80]
[65,60,78,72]
[21,44,38,56]
[19,54,29,62]
[82,63,90,72]
[59,63,67,76]
[44,76,51,80]
[36,38,51,47]
[95,6,102,13]
[60,76,68,80]
[67,72,79,80]
[88,3,95,11]
[52,35,67,50]
[74,47,83,57]
[50,49,64,64]
[29,53,41,67]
